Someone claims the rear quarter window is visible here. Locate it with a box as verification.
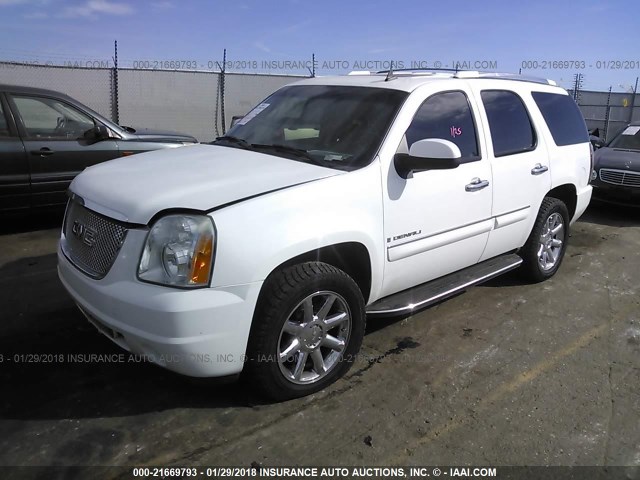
[531,92,588,146]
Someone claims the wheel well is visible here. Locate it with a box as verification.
[547,184,577,220]
[270,242,372,302]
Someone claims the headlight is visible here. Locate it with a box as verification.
[138,214,215,288]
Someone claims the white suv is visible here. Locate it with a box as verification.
[58,70,592,400]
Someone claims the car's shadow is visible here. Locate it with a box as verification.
[580,201,640,227]
[0,252,275,421]
[0,252,418,420]
[0,209,66,236]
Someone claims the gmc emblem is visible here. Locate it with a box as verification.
[71,220,98,247]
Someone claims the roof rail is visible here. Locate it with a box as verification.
[376,67,462,74]
[471,72,557,86]
[372,68,556,86]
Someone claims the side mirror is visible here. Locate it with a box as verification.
[230,115,244,128]
[590,135,604,149]
[83,125,110,144]
[394,139,462,178]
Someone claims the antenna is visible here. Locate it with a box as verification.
[385,61,395,82]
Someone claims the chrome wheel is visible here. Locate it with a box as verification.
[537,212,564,271]
[277,291,351,385]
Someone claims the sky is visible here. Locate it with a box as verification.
[0,0,638,92]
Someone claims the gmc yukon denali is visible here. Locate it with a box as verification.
[58,70,592,400]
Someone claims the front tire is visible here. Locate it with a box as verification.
[244,262,365,401]
[520,197,570,282]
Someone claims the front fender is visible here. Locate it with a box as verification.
[209,161,385,302]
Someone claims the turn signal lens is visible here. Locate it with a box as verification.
[190,233,214,284]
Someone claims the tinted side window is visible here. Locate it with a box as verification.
[0,101,9,137]
[481,90,536,157]
[11,95,94,139]
[532,92,588,146]
[406,91,479,158]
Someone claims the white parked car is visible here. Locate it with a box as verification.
[58,70,592,400]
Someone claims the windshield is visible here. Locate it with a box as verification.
[221,85,408,170]
[607,125,640,151]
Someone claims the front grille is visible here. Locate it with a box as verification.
[62,200,128,279]
[599,168,640,188]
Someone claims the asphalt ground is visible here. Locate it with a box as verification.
[0,203,638,478]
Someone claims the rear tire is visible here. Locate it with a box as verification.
[244,262,365,401]
[520,197,570,283]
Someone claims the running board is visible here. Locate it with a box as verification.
[366,254,523,316]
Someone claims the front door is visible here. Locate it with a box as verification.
[0,94,29,213]
[382,89,493,296]
[8,94,120,208]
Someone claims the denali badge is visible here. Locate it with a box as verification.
[72,220,98,247]
[387,229,422,243]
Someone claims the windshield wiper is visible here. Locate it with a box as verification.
[251,143,317,163]
[212,135,252,149]
[212,138,319,164]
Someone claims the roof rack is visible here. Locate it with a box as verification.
[472,71,557,86]
[376,67,462,74]
[365,68,556,86]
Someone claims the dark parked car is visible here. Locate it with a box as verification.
[591,122,640,206]
[0,84,197,214]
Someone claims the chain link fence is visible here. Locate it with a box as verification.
[0,62,114,122]
[0,61,304,142]
[569,86,639,142]
[2,60,638,144]
[582,90,639,142]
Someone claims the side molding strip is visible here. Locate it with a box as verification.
[388,219,494,262]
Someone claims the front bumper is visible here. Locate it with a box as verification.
[591,181,640,207]
[58,235,263,377]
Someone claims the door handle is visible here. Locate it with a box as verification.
[31,148,55,157]
[531,163,548,175]
[465,177,490,192]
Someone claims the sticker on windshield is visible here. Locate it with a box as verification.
[237,103,270,125]
[622,126,640,136]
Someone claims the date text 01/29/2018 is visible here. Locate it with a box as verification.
[521,60,640,70]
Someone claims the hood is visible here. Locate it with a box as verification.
[70,144,342,224]
[594,147,640,171]
[128,127,197,143]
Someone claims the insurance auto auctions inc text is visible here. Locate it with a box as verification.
[202,466,498,478]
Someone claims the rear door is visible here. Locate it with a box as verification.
[472,87,552,260]
[0,93,29,213]
[7,93,120,208]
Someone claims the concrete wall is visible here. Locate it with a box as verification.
[117,70,299,141]
[0,64,114,122]
[0,62,304,142]
[571,89,640,141]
